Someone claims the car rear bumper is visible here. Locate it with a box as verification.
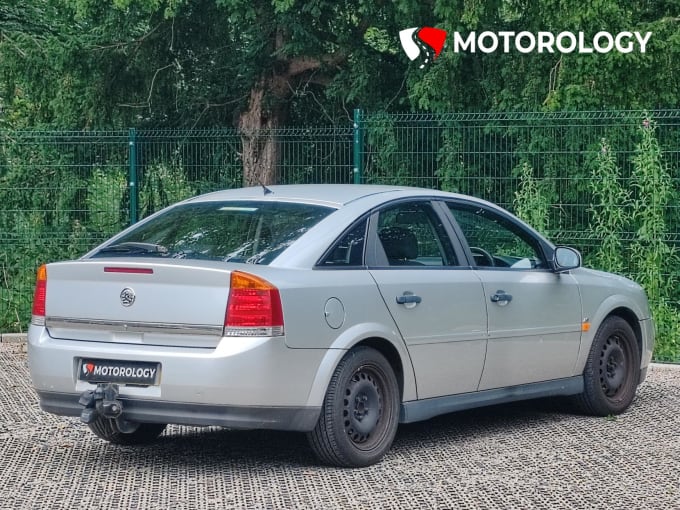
[28,325,328,430]
[37,390,320,431]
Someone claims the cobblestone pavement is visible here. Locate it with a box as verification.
[1,342,678,509]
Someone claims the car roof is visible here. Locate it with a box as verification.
[186,184,482,209]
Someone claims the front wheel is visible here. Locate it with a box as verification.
[88,416,167,446]
[572,316,640,416]
[307,347,400,467]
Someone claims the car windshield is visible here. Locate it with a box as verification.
[91,200,334,264]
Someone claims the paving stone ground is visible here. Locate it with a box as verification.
[0,341,678,509]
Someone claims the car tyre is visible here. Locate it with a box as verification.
[88,417,167,445]
[307,347,400,467]
[572,316,640,416]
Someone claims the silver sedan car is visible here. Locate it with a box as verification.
[28,185,654,467]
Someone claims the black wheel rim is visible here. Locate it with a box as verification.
[599,333,632,399]
[342,364,390,451]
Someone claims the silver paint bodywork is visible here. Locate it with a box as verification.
[28,185,654,430]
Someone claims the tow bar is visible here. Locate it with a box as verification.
[78,383,137,433]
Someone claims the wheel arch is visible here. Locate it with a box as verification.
[303,324,417,408]
[353,337,405,401]
[575,293,650,376]
[605,306,643,360]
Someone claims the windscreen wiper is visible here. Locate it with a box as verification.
[94,242,169,257]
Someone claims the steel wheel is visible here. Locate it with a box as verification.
[599,334,632,399]
[572,316,640,416]
[307,347,399,467]
[343,366,387,448]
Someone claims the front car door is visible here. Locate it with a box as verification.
[444,201,583,391]
[367,200,488,399]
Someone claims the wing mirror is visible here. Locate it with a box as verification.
[552,246,581,272]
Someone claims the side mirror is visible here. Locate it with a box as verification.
[552,246,581,272]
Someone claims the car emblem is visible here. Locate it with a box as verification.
[120,288,136,307]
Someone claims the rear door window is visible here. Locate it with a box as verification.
[374,202,458,267]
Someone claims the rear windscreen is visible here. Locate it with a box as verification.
[91,201,334,264]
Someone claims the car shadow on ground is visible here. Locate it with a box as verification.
[80,397,575,468]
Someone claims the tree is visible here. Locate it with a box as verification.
[404,0,680,112]
[3,0,680,184]
[2,0,412,184]
[215,1,364,184]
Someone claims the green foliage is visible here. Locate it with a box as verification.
[588,139,630,274]
[87,168,127,234]
[1,0,413,131]
[140,161,194,217]
[403,1,680,113]
[364,113,411,185]
[627,117,680,359]
[650,301,680,362]
[629,117,677,303]
[512,162,551,236]
[3,0,680,134]
[436,128,468,193]
[586,117,680,361]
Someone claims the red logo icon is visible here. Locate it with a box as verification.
[399,27,448,67]
[83,362,95,375]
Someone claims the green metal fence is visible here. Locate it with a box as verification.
[360,110,680,258]
[2,111,680,347]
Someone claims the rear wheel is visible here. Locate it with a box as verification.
[572,316,640,416]
[88,417,167,445]
[307,347,400,467]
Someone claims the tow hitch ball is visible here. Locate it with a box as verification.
[79,383,137,433]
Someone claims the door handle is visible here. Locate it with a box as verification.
[396,293,422,305]
[490,290,513,305]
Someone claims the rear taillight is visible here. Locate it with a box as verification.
[224,271,284,337]
[31,264,47,325]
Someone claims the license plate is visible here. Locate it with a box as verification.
[78,359,160,386]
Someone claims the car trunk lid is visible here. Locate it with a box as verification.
[43,260,232,348]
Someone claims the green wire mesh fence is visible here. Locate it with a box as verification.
[1,111,680,353]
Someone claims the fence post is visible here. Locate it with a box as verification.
[128,128,138,224]
[353,108,364,184]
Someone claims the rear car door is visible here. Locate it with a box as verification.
[367,200,488,399]
[444,201,583,390]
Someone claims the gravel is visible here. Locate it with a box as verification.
[1,342,678,509]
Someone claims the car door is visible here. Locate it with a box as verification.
[444,201,583,390]
[367,200,488,399]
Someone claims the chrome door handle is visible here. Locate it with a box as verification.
[396,294,422,305]
[490,291,513,304]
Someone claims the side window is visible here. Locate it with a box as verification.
[320,220,367,266]
[447,203,546,269]
[376,202,458,267]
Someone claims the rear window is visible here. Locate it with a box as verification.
[91,200,334,264]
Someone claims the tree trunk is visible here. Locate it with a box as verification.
[238,78,285,187]
[237,42,346,187]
